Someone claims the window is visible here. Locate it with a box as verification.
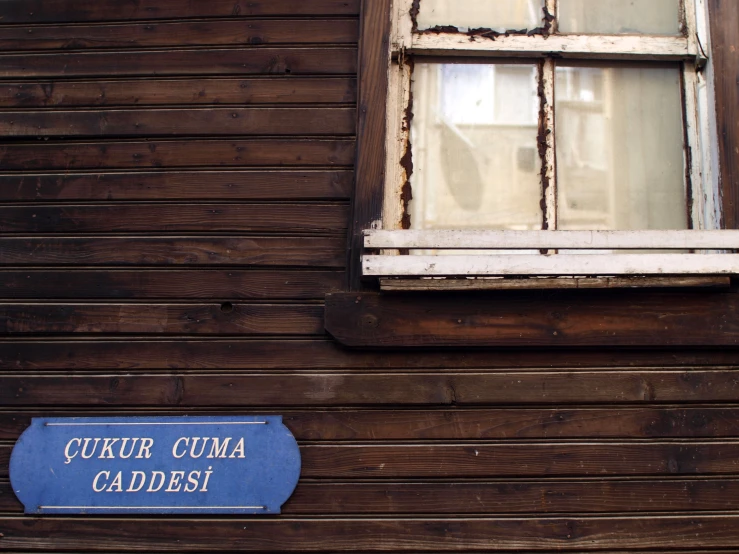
[362,0,739,285]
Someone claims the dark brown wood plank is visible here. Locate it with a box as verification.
[325,291,739,348]
[0,77,357,108]
[0,108,355,138]
[0,237,346,267]
[0,48,357,78]
[0,371,738,404]
[0,303,324,335]
[709,0,739,229]
[0,270,342,300]
[0,139,355,170]
[0,171,353,201]
[0,0,361,23]
[349,0,392,289]
[3,407,739,440]
[3,339,739,370]
[0,204,349,233]
[15,442,739,479]
[2,516,739,551]
[5,478,739,515]
[0,20,359,50]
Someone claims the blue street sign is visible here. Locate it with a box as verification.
[10,416,301,515]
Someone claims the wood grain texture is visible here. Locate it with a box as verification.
[0,77,357,108]
[0,371,738,404]
[0,108,355,137]
[3,340,739,370]
[0,48,357,78]
[325,291,739,347]
[0,270,342,300]
[708,0,739,228]
[3,407,739,440]
[348,0,392,289]
[0,139,356,170]
[0,204,349,233]
[2,516,739,551]
[0,237,346,267]
[0,171,353,201]
[0,303,324,335]
[6,478,739,515]
[5,441,739,479]
[0,0,361,23]
[0,19,359,50]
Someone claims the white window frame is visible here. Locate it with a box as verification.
[366,0,739,283]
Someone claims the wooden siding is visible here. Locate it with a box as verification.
[1,2,739,554]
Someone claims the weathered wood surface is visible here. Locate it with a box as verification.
[4,340,739,369]
[0,20,359,50]
[0,48,357,78]
[0,271,342,300]
[2,516,739,551]
[0,0,361,23]
[0,139,356,170]
[4,407,739,440]
[349,0,392,290]
[0,108,355,138]
[0,237,346,267]
[6,478,739,515]
[0,304,324,335]
[325,292,739,347]
[1,372,738,404]
[0,171,353,201]
[0,204,349,233]
[709,0,739,229]
[0,78,356,108]
[6,441,739,479]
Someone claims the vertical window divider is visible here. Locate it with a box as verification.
[540,58,558,232]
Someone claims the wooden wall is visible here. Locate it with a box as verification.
[2,0,739,551]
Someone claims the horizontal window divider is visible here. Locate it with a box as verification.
[364,230,739,250]
[363,254,739,277]
[406,33,692,61]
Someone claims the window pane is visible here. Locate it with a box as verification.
[558,0,681,35]
[555,65,687,231]
[417,0,544,32]
[409,63,542,231]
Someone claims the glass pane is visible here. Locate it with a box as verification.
[409,63,542,231]
[558,0,681,35]
[417,0,544,32]
[555,65,687,231]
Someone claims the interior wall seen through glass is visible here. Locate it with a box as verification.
[557,0,682,35]
[416,0,545,32]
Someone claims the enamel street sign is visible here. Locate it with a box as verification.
[10,416,301,515]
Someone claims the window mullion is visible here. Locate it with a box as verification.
[540,58,557,231]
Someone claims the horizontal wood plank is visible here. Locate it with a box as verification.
[0,270,342,300]
[0,303,324,335]
[6,478,739,515]
[0,0,361,23]
[0,371,737,403]
[0,171,353,201]
[3,407,739,440]
[3,340,739,370]
[2,516,739,550]
[0,48,357,78]
[0,77,357,108]
[0,108,355,138]
[365,230,739,250]
[0,237,346,267]
[5,441,739,479]
[363,254,739,277]
[0,139,356,170]
[0,204,349,233]
[325,292,739,348]
[0,19,359,50]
